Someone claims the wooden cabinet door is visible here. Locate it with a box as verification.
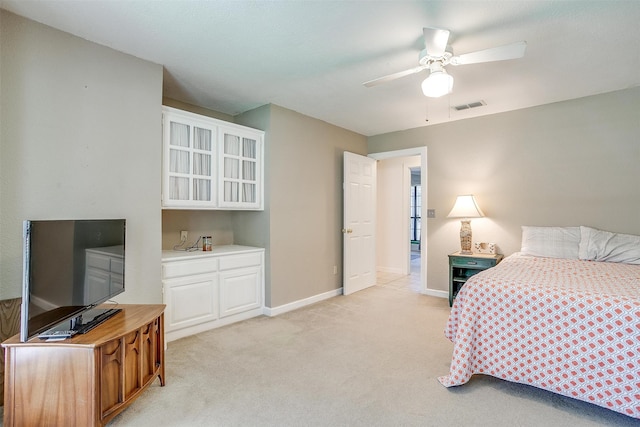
[141,320,158,384]
[3,346,96,426]
[100,338,123,417]
[123,330,141,400]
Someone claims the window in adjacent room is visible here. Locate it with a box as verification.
[410,184,421,250]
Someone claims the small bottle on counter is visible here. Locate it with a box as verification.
[203,236,212,251]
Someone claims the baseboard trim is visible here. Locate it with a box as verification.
[423,288,448,299]
[264,288,343,317]
[376,266,405,274]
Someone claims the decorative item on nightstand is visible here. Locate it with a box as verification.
[447,195,484,255]
[474,242,496,254]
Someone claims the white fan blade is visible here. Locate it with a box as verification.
[363,65,427,87]
[423,27,450,57]
[450,41,527,66]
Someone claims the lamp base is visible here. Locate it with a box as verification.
[459,220,472,254]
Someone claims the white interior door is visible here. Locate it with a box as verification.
[343,152,376,295]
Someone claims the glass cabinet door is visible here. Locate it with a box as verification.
[192,126,213,201]
[219,128,261,208]
[168,122,191,201]
[163,109,217,208]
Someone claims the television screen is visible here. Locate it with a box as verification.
[20,219,126,342]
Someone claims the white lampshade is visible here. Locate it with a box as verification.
[447,195,484,219]
[422,70,453,98]
[448,195,484,254]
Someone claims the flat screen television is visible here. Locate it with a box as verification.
[20,219,126,342]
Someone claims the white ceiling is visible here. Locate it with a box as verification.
[2,1,639,136]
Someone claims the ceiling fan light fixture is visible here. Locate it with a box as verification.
[422,69,453,98]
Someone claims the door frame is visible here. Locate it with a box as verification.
[369,147,428,294]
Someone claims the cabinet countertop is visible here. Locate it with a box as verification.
[162,244,264,262]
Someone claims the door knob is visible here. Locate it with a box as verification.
[341,228,353,234]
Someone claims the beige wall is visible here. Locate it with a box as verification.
[162,210,236,249]
[368,87,640,293]
[0,11,164,303]
[238,105,367,308]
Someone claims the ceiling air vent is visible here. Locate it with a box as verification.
[453,100,486,111]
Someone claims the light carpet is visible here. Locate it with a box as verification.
[104,278,640,427]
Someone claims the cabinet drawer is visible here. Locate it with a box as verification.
[449,256,496,269]
[162,258,219,279]
[219,253,262,271]
[87,253,111,271]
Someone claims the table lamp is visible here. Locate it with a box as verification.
[447,195,484,254]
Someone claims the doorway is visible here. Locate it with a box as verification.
[369,147,427,294]
[410,166,421,279]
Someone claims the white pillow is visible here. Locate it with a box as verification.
[578,226,640,265]
[520,226,580,259]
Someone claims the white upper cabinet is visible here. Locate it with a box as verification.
[162,106,264,210]
[162,107,217,208]
[218,127,262,209]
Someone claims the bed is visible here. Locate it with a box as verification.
[438,226,640,418]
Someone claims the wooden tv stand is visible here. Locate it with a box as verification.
[2,304,165,426]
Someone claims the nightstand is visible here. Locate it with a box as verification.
[448,252,503,306]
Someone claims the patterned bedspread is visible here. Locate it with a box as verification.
[438,253,640,418]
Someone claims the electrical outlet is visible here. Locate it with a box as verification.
[333,265,338,275]
[180,230,188,242]
[427,209,436,218]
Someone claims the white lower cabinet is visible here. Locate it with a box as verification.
[162,246,264,342]
[164,273,218,331]
[84,246,125,305]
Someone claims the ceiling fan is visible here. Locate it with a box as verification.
[363,27,527,97]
